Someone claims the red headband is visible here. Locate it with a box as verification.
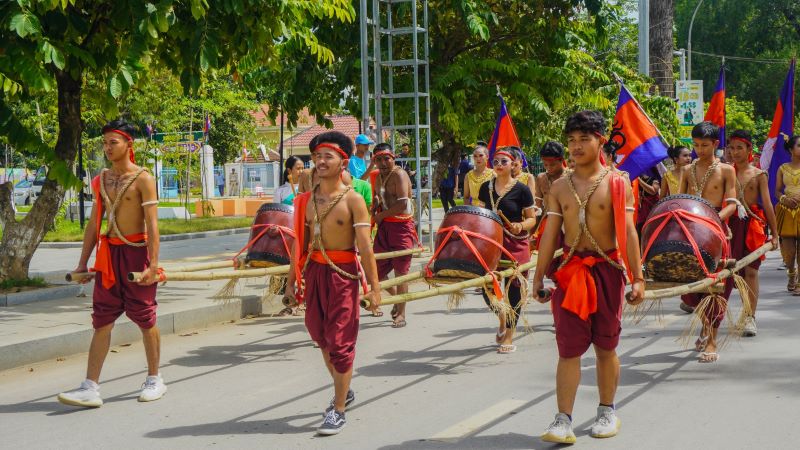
[494,150,514,161]
[313,143,349,160]
[543,156,567,168]
[731,136,753,148]
[107,129,135,164]
[372,149,395,160]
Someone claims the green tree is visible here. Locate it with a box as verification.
[0,0,354,281]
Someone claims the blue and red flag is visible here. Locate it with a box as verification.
[204,115,212,134]
[760,59,796,204]
[610,83,669,180]
[487,95,524,167]
[704,65,726,149]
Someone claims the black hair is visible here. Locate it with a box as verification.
[401,142,410,147]
[786,135,800,153]
[564,110,607,136]
[691,121,719,140]
[476,140,488,147]
[499,146,524,161]
[312,131,353,157]
[374,142,392,153]
[282,156,302,184]
[540,141,564,158]
[668,145,690,159]
[729,129,753,145]
[101,119,136,139]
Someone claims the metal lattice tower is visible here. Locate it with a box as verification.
[360,0,434,246]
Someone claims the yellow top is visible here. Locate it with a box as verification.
[516,172,530,186]
[781,164,800,197]
[663,170,680,196]
[466,169,494,206]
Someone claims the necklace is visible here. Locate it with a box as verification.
[690,159,719,197]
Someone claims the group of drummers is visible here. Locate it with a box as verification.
[55,112,800,444]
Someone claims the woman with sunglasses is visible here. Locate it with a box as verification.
[478,147,537,353]
[462,144,494,207]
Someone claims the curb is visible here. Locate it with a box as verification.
[0,295,267,371]
[1,284,84,307]
[38,227,251,249]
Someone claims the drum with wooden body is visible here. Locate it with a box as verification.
[245,203,294,268]
[641,194,726,283]
[431,205,504,278]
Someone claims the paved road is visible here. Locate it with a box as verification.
[3,252,799,449]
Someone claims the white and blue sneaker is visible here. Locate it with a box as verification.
[323,389,355,416]
[138,374,167,402]
[318,409,346,435]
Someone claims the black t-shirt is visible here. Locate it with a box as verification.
[478,180,534,222]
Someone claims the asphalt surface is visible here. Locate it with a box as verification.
[2,251,798,449]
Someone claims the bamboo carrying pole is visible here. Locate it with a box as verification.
[360,260,538,309]
[127,248,430,283]
[65,272,95,283]
[642,243,773,299]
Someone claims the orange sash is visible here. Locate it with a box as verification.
[631,178,640,225]
[610,173,632,281]
[292,191,312,293]
[555,249,620,321]
[746,204,767,259]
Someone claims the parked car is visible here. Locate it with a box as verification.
[13,179,43,206]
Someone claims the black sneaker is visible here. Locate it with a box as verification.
[679,302,695,314]
[318,409,346,435]
[323,389,355,416]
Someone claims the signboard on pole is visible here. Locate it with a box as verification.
[153,131,204,144]
[676,80,704,144]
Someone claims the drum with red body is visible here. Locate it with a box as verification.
[245,203,294,267]
[641,194,726,283]
[431,205,504,278]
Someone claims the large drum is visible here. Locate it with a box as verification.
[431,205,504,278]
[641,194,726,283]
[245,203,295,268]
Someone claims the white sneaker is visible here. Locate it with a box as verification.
[742,316,757,337]
[57,380,103,408]
[590,406,620,438]
[540,413,576,444]
[138,374,167,402]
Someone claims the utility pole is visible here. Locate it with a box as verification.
[638,0,650,76]
[675,49,687,82]
[687,0,706,80]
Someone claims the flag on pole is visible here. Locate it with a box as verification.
[242,141,248,161]
[145,124,154,139]
[610,82,669,180]
[761,59,796,204]
[487,94,524,167]
[704,65,726,149]
[204,115,212,134]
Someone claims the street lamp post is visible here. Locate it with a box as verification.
[687,0,706,80]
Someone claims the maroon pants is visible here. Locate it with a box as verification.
[681,278,733,329]
[92,244,158,329]
[504,233,530,284]
[729,214,762,271]
[303,260,360,373]
[374,220,416,279]
[551,250,625,358]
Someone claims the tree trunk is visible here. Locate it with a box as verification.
[0,70,82,281]
[649,0,675,97]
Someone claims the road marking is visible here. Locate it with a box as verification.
[430,399,526,442]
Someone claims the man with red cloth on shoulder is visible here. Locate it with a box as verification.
[284,131,381,436]
[728,129,779,337]
[533,110,644,444]
[58,120,164,408]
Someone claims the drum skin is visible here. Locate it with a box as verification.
[431,205,504,277]
[641,194,724,282]
[246,203,294,267]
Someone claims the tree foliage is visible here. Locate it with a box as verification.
[0,0,354,280]
[675,0,800,118]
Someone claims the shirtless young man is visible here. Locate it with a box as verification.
[371,143,416,328]
[728,130,779,337]
[533,141,567,248]
[678,121,738,363]
[533,111,644,444]
[58,120,164,407]
[285,131,381,436]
